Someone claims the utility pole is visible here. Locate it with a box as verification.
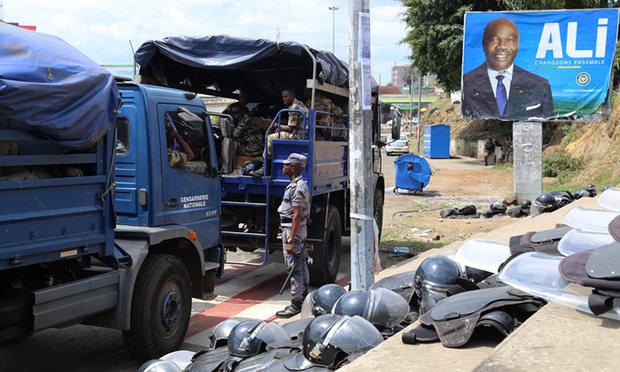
[409,69,413,136]
[329,6,339,53]
[349,0,374,290]
[417,74,422,154]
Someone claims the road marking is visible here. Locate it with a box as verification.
[185,274,350,344]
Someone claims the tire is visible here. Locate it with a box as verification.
[374,188,384,242]
[309,206,342,286]
[123,254,191,362]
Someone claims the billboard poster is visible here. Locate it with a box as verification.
[461,9,619,121]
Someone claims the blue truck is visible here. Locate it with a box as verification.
[0,25,223,361]
[135,35,386,285]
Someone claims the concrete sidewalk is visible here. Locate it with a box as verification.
[342,196,620,372]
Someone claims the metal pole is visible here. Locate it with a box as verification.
[349,0,374,290]
[329,6,339,53]
[409,70,413,136]
[417,74,422,154]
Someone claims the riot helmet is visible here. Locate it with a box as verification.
[414,255,464,314]
[302,314,383,369]
[573,189,589,200]
[301,284,347,318]
[531,192,556,216]
[333,288,409,329]
[584,184,597,196]
[241,160,263,176]
[520,199,531,209]
[208,319,240,350]
[228,320,291,358]
[490,201,507,213]
[138,360,182,372]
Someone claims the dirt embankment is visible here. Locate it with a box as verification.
[421,97,620,187]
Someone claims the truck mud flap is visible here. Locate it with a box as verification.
[33,271,119,331]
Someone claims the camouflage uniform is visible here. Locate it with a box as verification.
[267,98,309,156]
[308,94,346,140]
[308,93,343,119]
[233,114,264,157]
[278,173,310,302]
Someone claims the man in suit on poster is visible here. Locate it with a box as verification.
[462,17,554,120]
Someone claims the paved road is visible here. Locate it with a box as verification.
[0,150,437,371]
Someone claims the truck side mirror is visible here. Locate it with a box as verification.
[391,112,401,140]
[177,107,204,130]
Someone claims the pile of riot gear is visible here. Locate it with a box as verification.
[139,282,411,371]
[139,186,620,369]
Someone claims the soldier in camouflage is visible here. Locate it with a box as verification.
[233,114,264,157]
[309,93,346,140]
[250,89,308,177]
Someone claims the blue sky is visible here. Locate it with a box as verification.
[2,0,411,84]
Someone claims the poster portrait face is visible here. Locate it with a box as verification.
[461,9,619,122]
[483,18,519,71]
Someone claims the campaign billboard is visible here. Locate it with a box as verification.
[461,9,619,121]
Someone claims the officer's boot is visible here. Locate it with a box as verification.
[275,298,303,318]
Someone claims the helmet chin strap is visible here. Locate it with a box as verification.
[240,322,266,351]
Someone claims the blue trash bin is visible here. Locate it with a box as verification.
[394,154,432,194]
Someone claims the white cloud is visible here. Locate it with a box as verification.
[4,0,411,83]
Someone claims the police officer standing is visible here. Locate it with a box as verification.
[275,153,310,318]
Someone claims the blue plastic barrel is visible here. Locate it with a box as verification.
[394,154,432,193]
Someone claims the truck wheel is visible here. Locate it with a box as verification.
[309,206,342,286]
[374,188,384,242]
[123,254,191,362]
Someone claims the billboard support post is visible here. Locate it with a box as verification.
[513,121,542,202]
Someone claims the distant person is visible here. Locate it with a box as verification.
[484,137,496,166]
[307,91,345,139]
[462,18,554,120]
[251,89,308,177]
[222,90,250,125]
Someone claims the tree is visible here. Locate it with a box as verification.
[399,0,608,92]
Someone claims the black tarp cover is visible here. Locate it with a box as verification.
[134,35,349,103]
[0,23,121,148]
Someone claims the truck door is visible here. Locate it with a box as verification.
[159,104,220,250]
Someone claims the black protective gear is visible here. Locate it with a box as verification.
[332,288,410,329]
[476,310,515,337]
[520,199,531,209]
[241,160,263,175]
[208,319,240,350]
[302,314,383,369]
[227,320,291,358]
[584,184,597,196]
[465,266,493,283]
[536,192,556,207]
[490,201,507,213]
[414,255,465,314]
[301,284,347,318]
[138,360,183,372]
